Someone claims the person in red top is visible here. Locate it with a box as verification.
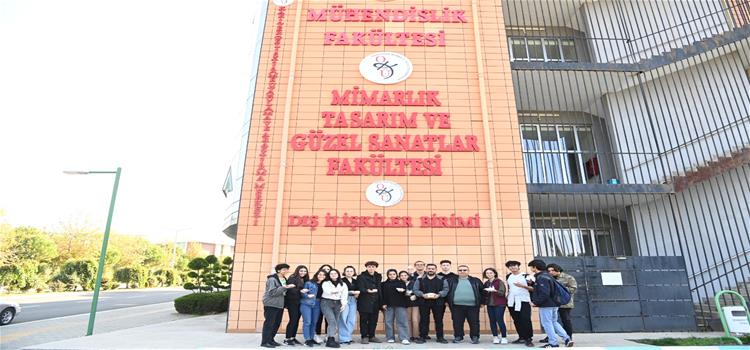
[482,267,508,344]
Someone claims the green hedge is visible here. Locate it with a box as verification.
[174,291,230,315]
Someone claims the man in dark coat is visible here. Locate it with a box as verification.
[357,261,383,344]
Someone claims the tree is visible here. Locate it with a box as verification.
[114,266,148,288]
[53,259,97,291]
[0,226,58,291]
[52,228,99,265]
[154,268,181,287]
[183,257,211,293]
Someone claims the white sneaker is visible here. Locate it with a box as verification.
[493,336,501,344]
[402,339,411,345]
[387,339,395,343]
[314,335,323,343]
[501,337,509,344]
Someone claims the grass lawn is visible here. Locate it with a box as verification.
[635,335,750,346]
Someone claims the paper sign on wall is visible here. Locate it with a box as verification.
[601,272,623,286]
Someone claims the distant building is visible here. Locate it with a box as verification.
[176,241,234,258]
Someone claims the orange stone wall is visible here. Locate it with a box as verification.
[228,0,532,333]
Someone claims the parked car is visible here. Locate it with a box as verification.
[0,300,21,325]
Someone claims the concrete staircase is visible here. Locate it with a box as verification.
[637,24,750,71]
[510,24,750,72]
[667,144,750,191]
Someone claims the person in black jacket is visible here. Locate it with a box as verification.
[284,265,309,346]
[412,263,449,344]
[357,261,382,344]
[381,269,412,344]
[445,265,484,344]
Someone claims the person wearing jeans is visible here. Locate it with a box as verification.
[320,269,348,348]
[301,270,326,346]
[517,260,573,348]
[339,266,359,345]
[483,267,508,344]
[445,265,483,344]
[381,269,412,344]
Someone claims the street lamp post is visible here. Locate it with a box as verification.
[63,167,122,336]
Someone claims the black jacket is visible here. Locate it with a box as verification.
[284,275,306,305]
[342,277,358,298]
[357,271,382,312]
[381,280,410,308]
[445,276,484,307]
[530,272,557,307]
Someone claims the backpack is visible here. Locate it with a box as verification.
[550,278,572,306]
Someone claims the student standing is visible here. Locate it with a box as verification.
[506,260,534,347]
[412,263,449,344]
[402,270,419,342]
[315,265,333,341]
[438,259,458,280]
[300,271,325,347]
[357,261,383,344]
[483,267,508,344]
[321,269,348,348]
[284,265,309,346]
[261,263,296,348]
[381,269,412,344]
[546,264,577,343]
[338,266,359,345]
[516,260,573,348]
[410,261,426,339]
[445,265,483,344]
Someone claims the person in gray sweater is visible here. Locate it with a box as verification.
[261,263,295,348]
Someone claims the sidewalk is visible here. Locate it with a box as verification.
[22,312,742,350]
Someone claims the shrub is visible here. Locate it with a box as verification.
[174,291,230,315]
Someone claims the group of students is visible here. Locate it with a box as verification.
[260,259,578,349]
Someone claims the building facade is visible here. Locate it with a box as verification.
[225,0,750,332]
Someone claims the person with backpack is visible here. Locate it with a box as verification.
[515,260,573,348]
[546,264,577,342]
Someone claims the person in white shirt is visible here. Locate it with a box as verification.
[320,269,348,348]
[506,260,534,347]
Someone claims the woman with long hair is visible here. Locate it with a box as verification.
[483,267,508,344]
[401,270,418,342]
[381,269,411,344]
[320,269,348,348]
[284,265,309,345]
[301,270,327,347]
[338,266,359,345]
[315,265,333,341]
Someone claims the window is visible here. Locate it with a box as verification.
[510,37,580,62]
[521,123,598,184]
[532,228,614,257]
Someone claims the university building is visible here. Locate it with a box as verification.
[223,0,750,333]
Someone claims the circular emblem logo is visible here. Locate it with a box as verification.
[366,180,404,207]
[359,52,413,85]
[272,0,293,6]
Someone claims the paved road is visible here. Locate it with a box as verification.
[6,288,190,324]
[1,302,196,350]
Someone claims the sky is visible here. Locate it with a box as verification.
[0,0,264,244]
